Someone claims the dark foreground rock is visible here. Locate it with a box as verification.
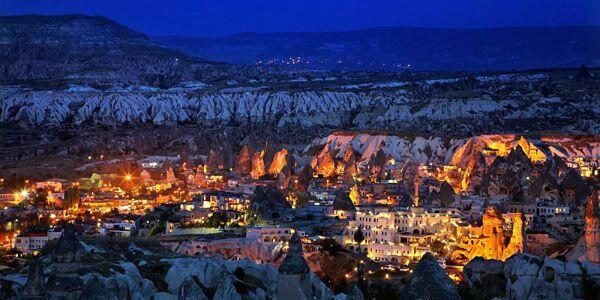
[462,253,600,300]
[402,252,461,300]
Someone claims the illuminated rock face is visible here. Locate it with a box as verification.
[165,166,177,183]
[313,150,336,178]
[199,238,284,264]
[268,148,288,175]
[503,213,525,261]
[349,185,360,205]
[251,150,266,179]
[460,153,487,192]
[234,145,253,175]
[340,163,355,183]
[451,135,546,168]
[567,192,600,263]
[369,148,388,180]
[516,136,547,163]
[308,132,598,191]
[342,146,356,165]
[449,134,586,192]
[454,206,525,262]
[340,147,359,183]
[206,149,224,172]
[478,206,506,260]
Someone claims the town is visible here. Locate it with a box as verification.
[0,132,597,298]
[0,6,599,299]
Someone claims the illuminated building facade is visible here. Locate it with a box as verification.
[344,207,461,262]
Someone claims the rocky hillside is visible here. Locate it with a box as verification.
[461,254,600,299]
[0,229,337,299]
[306,132,599,168]
[0,14,267,87]
[0,15,599,137]
[1,70,599,135]
[155,26,600,71]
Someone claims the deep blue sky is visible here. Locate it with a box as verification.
[2,0,599,37]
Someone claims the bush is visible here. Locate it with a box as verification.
[150,223,165,236]
[319,238,344,256]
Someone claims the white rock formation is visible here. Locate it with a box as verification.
[2,86,598,134]
[464,253,600,300]
[567,192,600,264]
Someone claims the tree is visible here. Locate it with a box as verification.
[430,240,446,256]
[320,238,344,256]
[353,227,365,246]
[150,223,165,236]
[63,188,80,209]
[33,189,47,206]
[439,181,456,207]
[204,211,229,228]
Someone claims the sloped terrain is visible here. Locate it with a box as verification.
[0,14,267,87]
[155,26,600,71]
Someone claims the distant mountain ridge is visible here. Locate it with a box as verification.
[0,14,148,43]
[0,14,267,87]
[155,26,600,71]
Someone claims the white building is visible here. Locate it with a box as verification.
[14,230,63,254]
[344,207,461,263]
[35,178,67,192]
[99,221,136,237]
[0,190,16,207]
[535,203,570,218]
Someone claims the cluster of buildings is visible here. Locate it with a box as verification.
[343,206,461,263]
[0,135,597,279]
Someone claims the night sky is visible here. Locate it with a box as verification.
[1,0,599,37]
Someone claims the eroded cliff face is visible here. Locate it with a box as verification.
[250,150,266,179]
[3,237,336,300]
[177,238,285,265]
[206,149,224,172]
[503,213,526,261]
[451,135,546,167]
[3,78,599,133]
[567,191,600,263]
[245,146,292,179]
[462,254,600,300]
[453,206,525,262]
[403,253,462,300]
[268,148,288,175]
[312,150,336,178]
[307,132,598,192]
[234,145,253,175]
[479,206,506,260]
